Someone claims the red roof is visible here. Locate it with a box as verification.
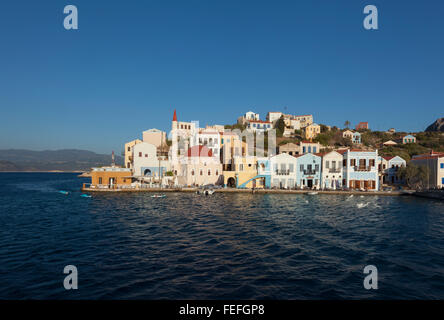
[248,120,271,124]
[301,140,317,144]
[187,145,213,157]
[173,109,177,122]
[382,156,394,161]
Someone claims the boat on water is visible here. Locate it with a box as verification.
[59,191,69,195]
[151,194,166,198]
[196,189,215,195]
[307,191,318,195]
[80,194,92,198]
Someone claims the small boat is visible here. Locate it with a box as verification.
[196,189,214,195]
[151,194,166,198]
[307,191,318,195]
[80,194,92,198]
[59,190,69,195]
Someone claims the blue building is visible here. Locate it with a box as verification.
[342,149,379,190]
[295,153,322,189]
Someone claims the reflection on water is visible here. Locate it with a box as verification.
[0,173,443,299]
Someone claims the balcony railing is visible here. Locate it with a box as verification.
[354,166,373,172]
[275,169,291,175]
[328,168,341,173]
[303,169,317,175]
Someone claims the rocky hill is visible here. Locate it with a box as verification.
[0,149,123,172]
[425,118,444,132]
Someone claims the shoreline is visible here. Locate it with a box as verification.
[81,187,405,196]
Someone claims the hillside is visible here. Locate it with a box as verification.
[426,118,444,132]
[0,149,123,172]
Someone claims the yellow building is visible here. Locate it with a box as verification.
[303,123,321,141]
[223,156,262,188]
[88,166,132,189]
[124,139,142,169]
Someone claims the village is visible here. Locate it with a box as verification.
[82,110,444,193]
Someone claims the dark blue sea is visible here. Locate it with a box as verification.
[0,173,443,299]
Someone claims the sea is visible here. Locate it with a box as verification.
[0,172,443,299]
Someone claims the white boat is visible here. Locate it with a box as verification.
[307,191,318,195]
[151,194,166,198]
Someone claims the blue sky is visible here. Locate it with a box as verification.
[0,0,443,154]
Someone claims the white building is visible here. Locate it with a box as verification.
[190,129,221,158]
[133,142,170,178]
[269,153,298,189]
[321,151,343,189]
[237,111,260,125]
[246,120,272,133]
[266,111,283,124]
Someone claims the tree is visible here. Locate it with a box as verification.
[397,164,430,190]
[275,116,285,138]
[344,120,351,129]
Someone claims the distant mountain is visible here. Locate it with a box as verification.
[0,149,123,172]
[425,118,444,132]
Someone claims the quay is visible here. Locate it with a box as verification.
[81,184,404,196]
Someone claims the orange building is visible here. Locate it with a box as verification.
[89,166,132,188]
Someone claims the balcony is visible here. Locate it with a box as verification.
[328,168,341,173]
[354,166,372,172]
[303,169,317,175]
[275,169,291,175]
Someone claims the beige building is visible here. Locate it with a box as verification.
[302,123,321,140]
[278,142,300,156]
[223,156,261,188]
[142,128,167,149]
[411,151,444,188]
[342,130,354,140]
[124,139,142,169]
[172,145,223,187]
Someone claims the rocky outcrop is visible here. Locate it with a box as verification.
[426,118,444,132]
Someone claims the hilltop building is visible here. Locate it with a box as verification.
[302,123,321,140]
[402,135,416,144]
[237,111,260,125]
[355,122,369,131]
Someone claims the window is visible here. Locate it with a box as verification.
[216,170,218,175]
[145,154,148,157]
[191,170,194,176]
[208,170,211,176]
[315,164,319,171]
[303,147,306,153]
[99,177,102,184]
[351,159,356,166]
[200,170,203,176]
[441,163,444,169]
[313,147,317,153]
[369,159,375,167]
[289,164,294,172]
[300,164,304,171]
[127,147,130,151]
[326,161,330,169]
[139,152,142,157]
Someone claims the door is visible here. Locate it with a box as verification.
[307,179,313,188]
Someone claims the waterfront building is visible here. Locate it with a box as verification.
[320,151,343,189]
[341,149,379,190]
[300,141,321,154]
[124,139,142,169]
[402,134,416,144]
[133,142,169,179]
[355,122,369,131]
[266,111,283,124]
[172,145,223,187]
[223,156,262,188]
[191,128,221,158]
[410,151,444,188]
[278,142,299,156]
[89,166,132,188]
[295,153,322,189]
[379,156,406,185]
[220,131,248,169]
[246,120,272,133]
[267,153,298,189]
[171,109,198,139]
[302,123,321,140]
[237,111,260,125]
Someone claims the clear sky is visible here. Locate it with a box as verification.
[0,0,443,154]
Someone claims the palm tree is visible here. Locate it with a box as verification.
[344,120,351,129]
